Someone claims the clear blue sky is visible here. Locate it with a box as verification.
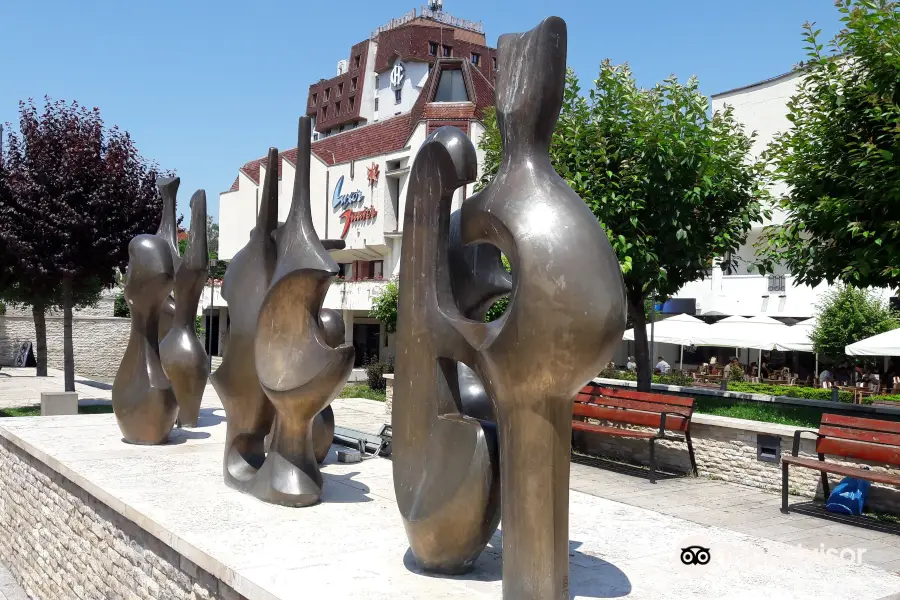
[0,0,841,226]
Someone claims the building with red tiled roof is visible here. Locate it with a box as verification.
[219,2,496,365]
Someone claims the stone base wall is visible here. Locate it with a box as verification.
[574,415,900,513]
[0,316,129,379]
[0,436,243,600]
[384,377,393,422]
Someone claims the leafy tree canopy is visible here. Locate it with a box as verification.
[812,285,900,359]
[757,0,900,289]
[478,65,769,389]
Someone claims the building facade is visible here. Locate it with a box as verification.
[671,70,893,320]
[218,3,496,366]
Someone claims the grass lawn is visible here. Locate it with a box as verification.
[0,404,114,418]
[693,397,822,428]
[339,384,386,402]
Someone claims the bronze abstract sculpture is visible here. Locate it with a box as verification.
[214,118,353,506]
[159,190,210,427]
[212,148,279,492]
[112,234,179,444]
[155,177,181,341]
[254,116,355,507]
[392,16,626,600]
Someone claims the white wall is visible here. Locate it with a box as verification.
[374,60,429,121]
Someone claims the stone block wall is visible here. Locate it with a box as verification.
[573,415,900,512]
[0,437,244,600]
[384,375,393,423]
[0,316,129,378]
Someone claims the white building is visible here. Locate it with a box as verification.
[671,70,894,320]
[218,4,496,365]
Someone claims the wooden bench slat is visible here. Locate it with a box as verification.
[818,425,900,448]
[782,456,900,486]
[572,421,658,439]
[817,437,900,465]
[587,396,693,417]
[573,403,688,432]
[594,386,696,408]
[821,413,900,435]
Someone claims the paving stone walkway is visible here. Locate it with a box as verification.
[0,563,27,600]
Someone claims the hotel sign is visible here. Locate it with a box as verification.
[332,175,365,209]
[340,206,378,239]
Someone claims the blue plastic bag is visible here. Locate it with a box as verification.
[825,477,871,516]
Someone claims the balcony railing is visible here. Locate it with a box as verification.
[767,275,786,293]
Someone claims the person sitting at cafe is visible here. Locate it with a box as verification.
[760,360,770,379]
[819,368,833,384]
[655,356,671,374]
[626,356,637,371]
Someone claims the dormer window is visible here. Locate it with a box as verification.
[434,68,468,102]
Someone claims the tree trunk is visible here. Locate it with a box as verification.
[31,303,48,377]
[628,292,652,392]
[62,276,75,392]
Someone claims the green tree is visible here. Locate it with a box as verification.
[369,278,399,333]
[757,0,900,290]
[811,285,900,359]
[478,66,769,390]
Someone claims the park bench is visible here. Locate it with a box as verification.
[781,414,900,513]
[572,386,698,483]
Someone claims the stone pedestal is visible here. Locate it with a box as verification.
[40,392,78,416]
[383,374,393,423]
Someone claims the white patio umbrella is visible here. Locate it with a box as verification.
[694,315,789,378]
[623,313,709,370]
[846,328,900,356]
[776,318,819,378]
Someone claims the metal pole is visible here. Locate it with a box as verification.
[679,345,684,371]
[758,349,762,380]
[207,259,217,373]
[649,302,656,374]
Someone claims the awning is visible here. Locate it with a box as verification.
[775,318,816,353]
[622,313,709,346]
[693,315,789,350]
[845,328,900,356]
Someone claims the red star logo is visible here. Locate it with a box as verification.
[367,163,380,186]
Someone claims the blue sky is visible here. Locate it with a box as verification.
[0,0,841,226]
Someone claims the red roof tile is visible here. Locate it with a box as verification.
[310,114,412,166]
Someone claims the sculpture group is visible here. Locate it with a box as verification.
[392,16,626,599]
[112,177,209,444]
[112,14,626,598]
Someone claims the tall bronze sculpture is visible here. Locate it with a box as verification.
[112,234,179,444]
[254,116,355,507]
[160,190,210,427]
[155,177,181,340]
[214,118,354,505]
[212,149,279,492]
[392,16,626,600]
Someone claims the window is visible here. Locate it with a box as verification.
[313,132,319,141]
[429,41,438,56]
[351,260,384,281]
[351,77,357,92]
[374,97,379,111]
[311,92,318,105]
[335,101,341,115]
[337,263,350,279]
[471,52,480,66]
[442,45,452,57]
[395,88,402,104]
[338,82,344,96]
[374,75,379,88]
[492,56,497,70]
[349,97,355,112]
[428,63,433,73]
[324,88,330,101]
[354,55,361,69]
[434,69,468,102]
[373,260,384,279]
[321,106,327,119]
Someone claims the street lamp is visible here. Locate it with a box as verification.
[207,259,217,374]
